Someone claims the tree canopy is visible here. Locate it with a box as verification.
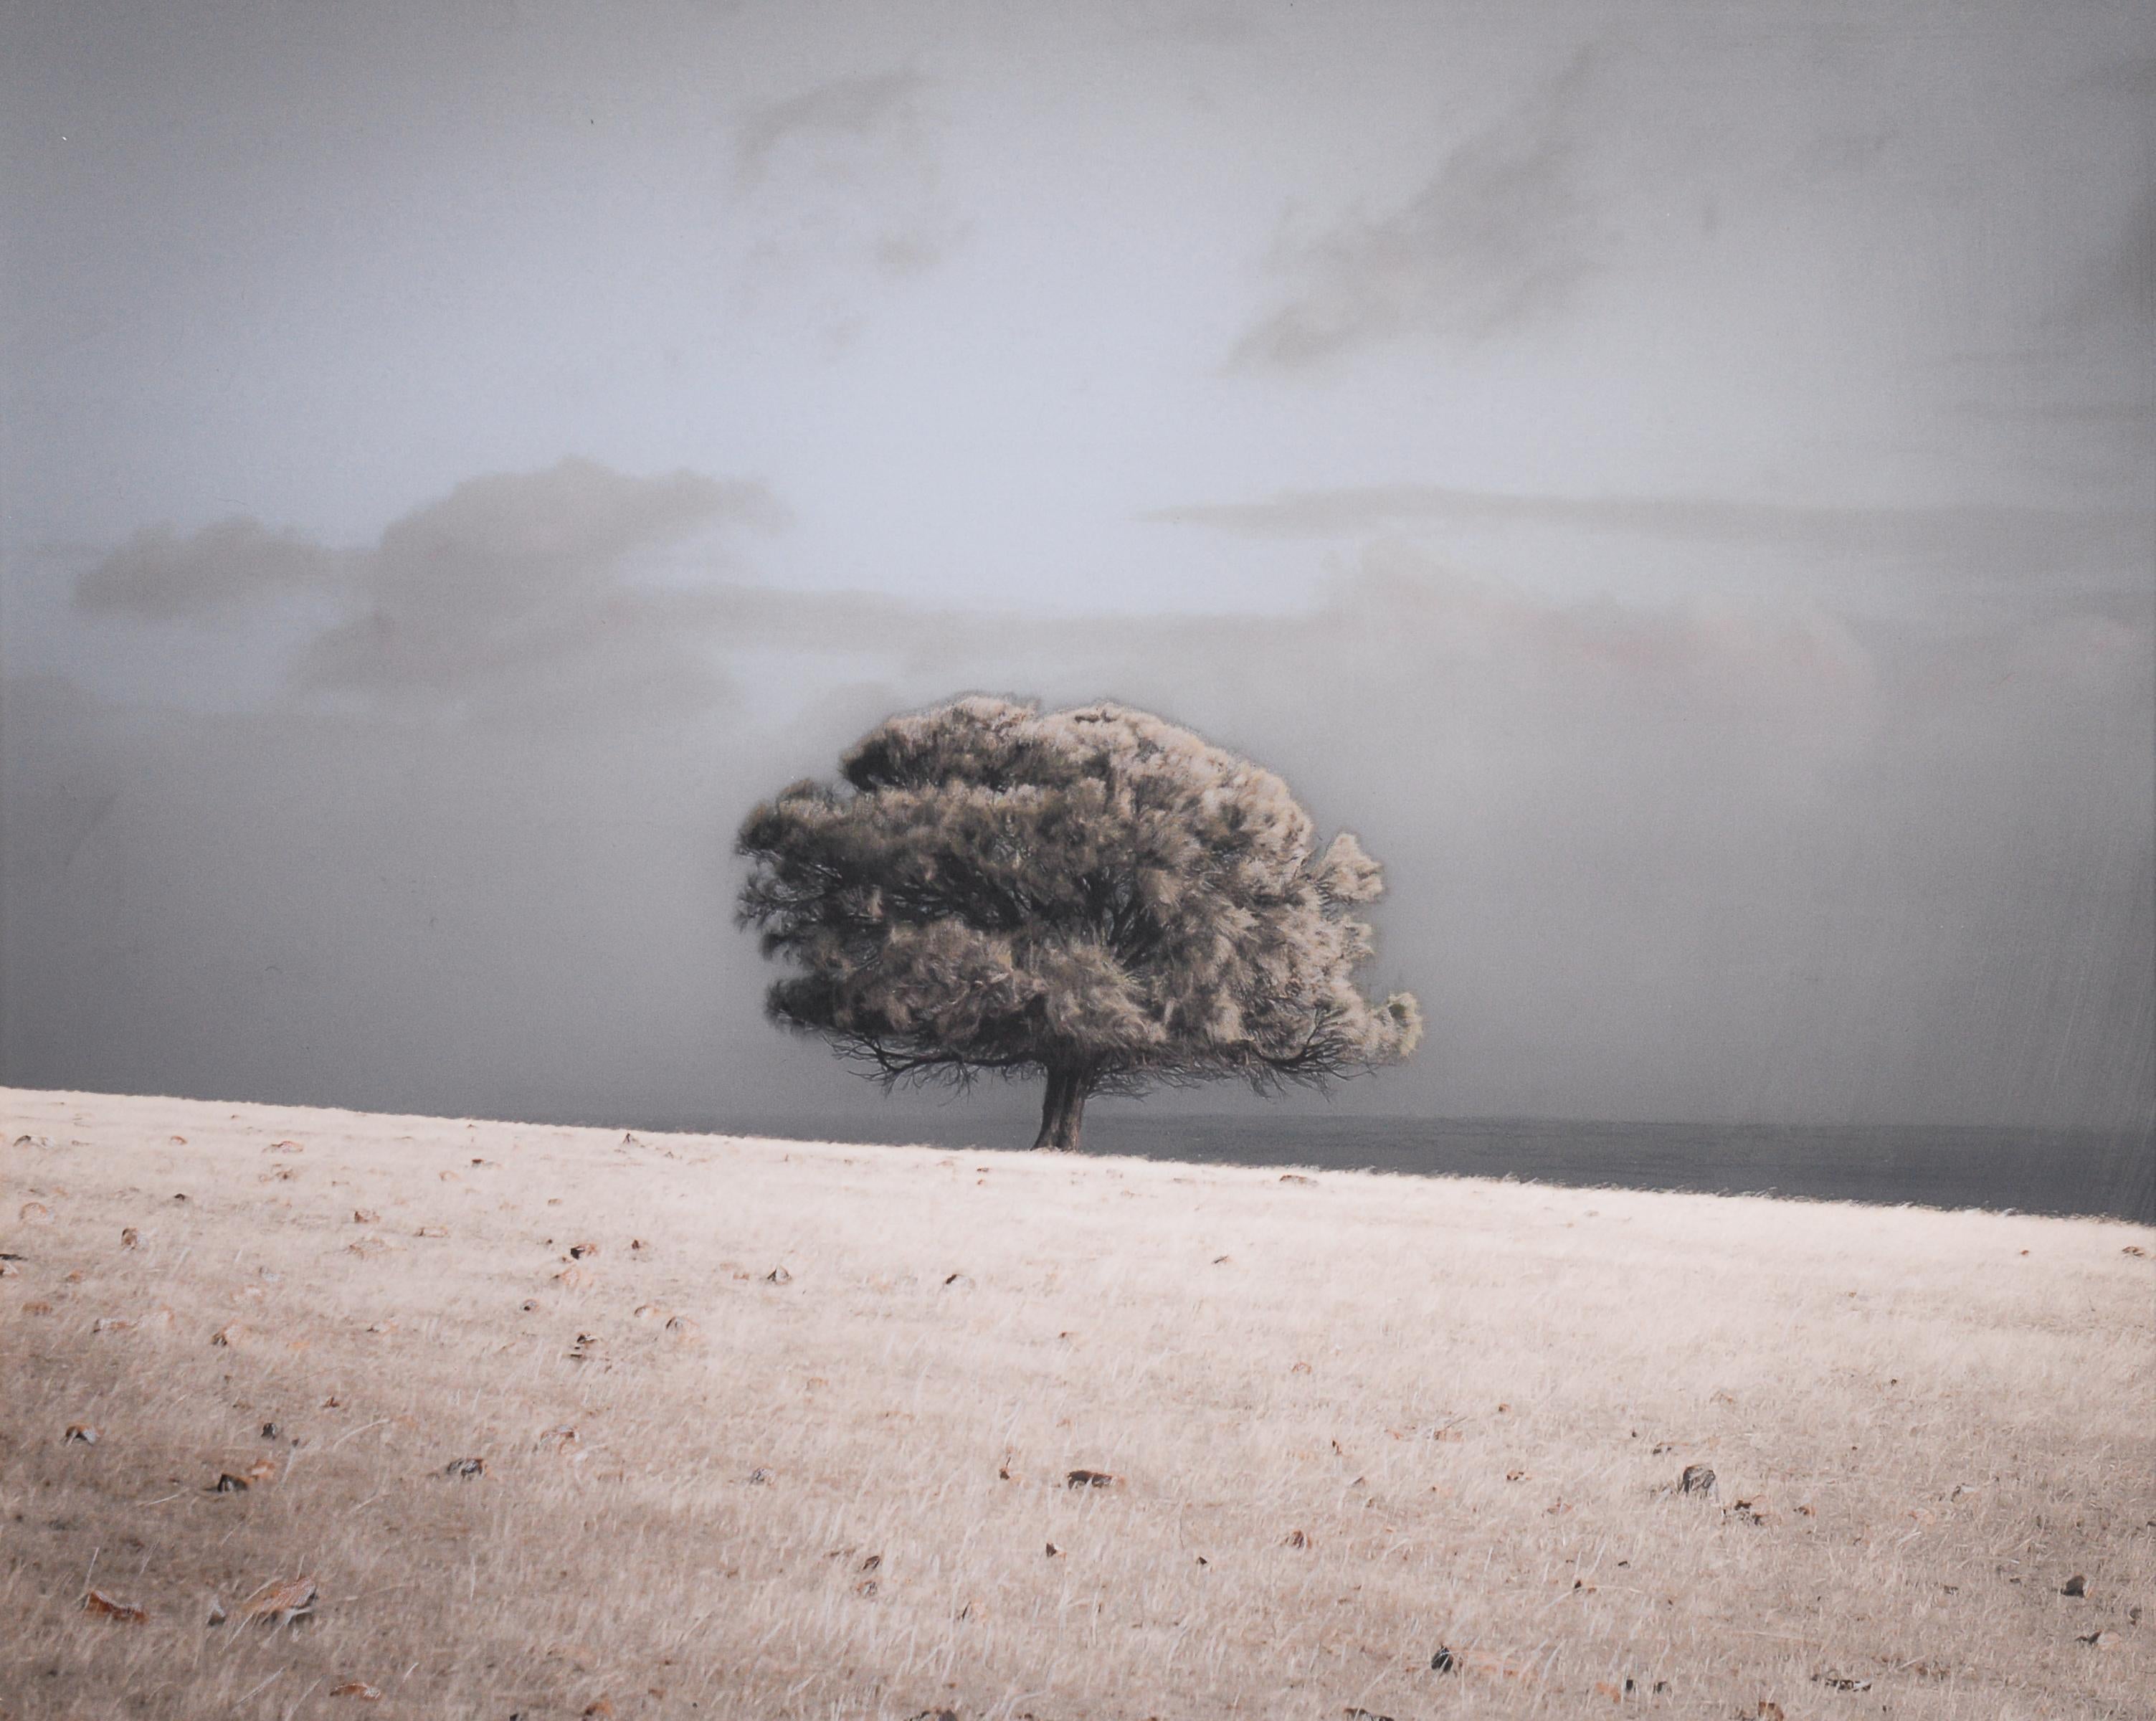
[736,696,1421,1149]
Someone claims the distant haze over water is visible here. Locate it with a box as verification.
[706,1113,2155,1225]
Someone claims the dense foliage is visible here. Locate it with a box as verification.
[737,697,1421,1149]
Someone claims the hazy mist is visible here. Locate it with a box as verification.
[4,1,2150,1147]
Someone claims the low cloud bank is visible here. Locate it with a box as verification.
[12,468,2151,1137]
[75,460,784,725]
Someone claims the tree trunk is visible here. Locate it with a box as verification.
[1032,1066,1090,1151]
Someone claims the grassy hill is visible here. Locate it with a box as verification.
[3,1086,2150,1720]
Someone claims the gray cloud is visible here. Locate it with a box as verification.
[1230,49,1600,370]
[736,70,931,183]
[303,459,782,715]
[76,460,787,726]
[75,518,344,620]
[728,66,966,316]
[1146,484,2156,587]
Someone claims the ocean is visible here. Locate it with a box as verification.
[706,1111,2155,1224]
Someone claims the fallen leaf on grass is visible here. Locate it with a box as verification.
[18,1202,51,1224]
[65,1422,100,1444]
[1679,1464,1716,1497]
[2124,1245,2147,1257]
[244,1457,277,1484]
[22,1300,54,1314]
[92,1317,136,1334]
[1814,1672,1872,1692]
[211,1472,250,1493]
[2079,1628,2120,1649]
[82,1588,146,1622]
[554,1264,597,1289]
[538,1425,579,1450]
[665,1315,701,1341]
[1756,1704,1785,1721]
[267,1140,305,1154]
[1281,1528,1311,1547]
[445,1456,487,1479]
[330,1682,383,1701]
[1279,1172,1313,1184]
[2061,1574,2087,1596]
[414,1225,448,1239]
[1343,1709,1396,1721]
[0,1259,18,1277]
[352,1210,380,1224]
[239,1575,318,1625]
[1045,1541,1063,1557]
[120,1227,138,1248]
[632,1302,667,1320]
[1442,1650,1538,1683]
[582,1700,614,1717]
[764,1265,792,1284]
[1066,1469,1119,1489]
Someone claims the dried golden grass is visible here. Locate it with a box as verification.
[1,1086,2150,1721]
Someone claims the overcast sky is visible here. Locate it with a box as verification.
[3,0,2150,1138]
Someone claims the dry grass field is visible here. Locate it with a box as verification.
[3,1086,2151,1721]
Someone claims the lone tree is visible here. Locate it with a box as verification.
[736,697,1421,1152]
